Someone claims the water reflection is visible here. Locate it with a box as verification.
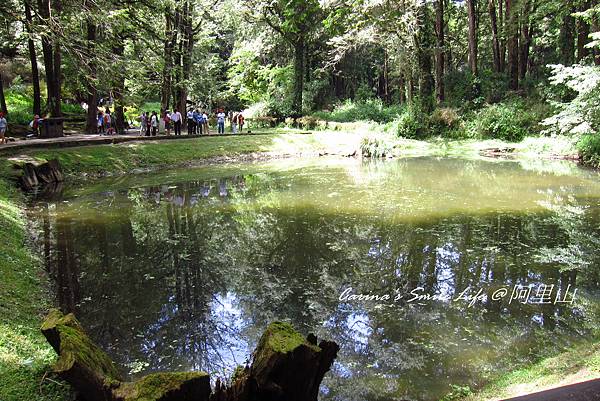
[30,157,600,401]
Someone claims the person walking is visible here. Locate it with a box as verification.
[171,109,182,135]
[0,112,7,144]
[217,109,226,134]
[151,111,158,136]
[187,109,196,135]
[164,110,171,135]
[145,111,152,136]
[238,112,245,133]
[104,111,114,135]
[140,112,147,136]
[232,113,238,134]
[97,111,105,135]
[193,109,202,135]
[202,111,209,135]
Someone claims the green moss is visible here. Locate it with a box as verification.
[114,372,209,401]
[42,310,121,381]
[260,322,319,354]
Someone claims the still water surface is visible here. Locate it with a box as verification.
[30,157,600,401]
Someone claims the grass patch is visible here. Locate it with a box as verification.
[0,174,71,400]
[13,131,362,178]
[463,341,600,401]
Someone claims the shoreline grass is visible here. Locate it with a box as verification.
[0,178,72,401]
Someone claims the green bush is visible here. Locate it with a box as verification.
[464,99,547,142]
[360,134,394,157]
[578,134,600,168]
[430,107,462,136]
[312,99,402,123]
[394,103,430,139]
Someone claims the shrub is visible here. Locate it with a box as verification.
[430,107,462,136]
[394,103,430,139]
[578,134,600,168]
[360,134,394,157]
[464,99,547,142]
[312,99,402,124]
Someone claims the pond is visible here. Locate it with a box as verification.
[29,156,600,401]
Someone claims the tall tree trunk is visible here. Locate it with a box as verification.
[416,3,434,112]
[499,0,506,72]
[112,35,126,134]
[292,36,305,117]
[37,0,61,117]
[559,1,576,65]
[178,0,193,117]
[24,0,41,116]
[85,21,97,135]
[519,0,532,80]
[506,0,519,90]
[594,20,600,65]
[161,12,175,114]
[398,72,406,104]
[488,0,502,73]
[0,76,7,115]
[435,0,445,103]
[576,1,590,62]
[466,0,478,75]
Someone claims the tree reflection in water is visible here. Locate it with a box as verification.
[30,157,600,401]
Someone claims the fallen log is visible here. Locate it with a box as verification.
[41,311,338,401]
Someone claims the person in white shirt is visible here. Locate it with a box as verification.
[171,109,182,135]
[151,111,158,136]
[217,110,226,134]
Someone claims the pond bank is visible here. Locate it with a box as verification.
[0,180,72,401]
[0,130,585,182]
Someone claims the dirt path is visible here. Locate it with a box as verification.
[504,378,600,401]
[0,130,288,154]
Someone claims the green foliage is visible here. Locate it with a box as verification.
[440,384,473,401]
[0,175,72,401]
[360,134,394,157]
[543,65,600,136]
[312,99,402,123]
[3,89,84,126]
[464,100,547,142]
[577,134,600,168]
[393,102,431,139]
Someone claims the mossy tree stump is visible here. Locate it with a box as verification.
[212,322,340,401]
[41,309,211,401]
[42,311,338,401]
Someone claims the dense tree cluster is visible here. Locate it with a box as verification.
[0,0,598,123]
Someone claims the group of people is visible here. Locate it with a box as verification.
[216,109,245,134]
[138,108,245,137]
[97,110,116,135]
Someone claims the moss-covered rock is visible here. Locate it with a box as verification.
[114,372,210,401]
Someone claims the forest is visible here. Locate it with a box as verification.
[0,0,598,154]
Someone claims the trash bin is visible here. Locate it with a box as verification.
[40,117,64,138]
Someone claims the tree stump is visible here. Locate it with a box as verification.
[211,322,340,401]
[42,312,338,401]
[41,309,211,401]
